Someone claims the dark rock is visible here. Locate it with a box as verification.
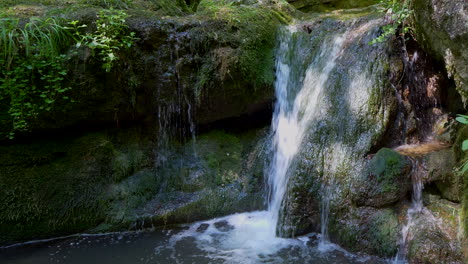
[0,127,268,245]
[196,223,210,233]
[287,0,378,11]
[1,3,283,139]
[214,220,235,232]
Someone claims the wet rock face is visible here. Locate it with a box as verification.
[277,12,399,247]
[425,149,461,202]
[353,148,412,208]
[412,0,468,103]
[275,8,463,260]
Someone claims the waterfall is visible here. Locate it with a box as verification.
[267,27,345,235]
[153,17,393,263]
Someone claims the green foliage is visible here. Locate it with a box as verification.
[0,16,73,137]
[369,0,412,44]
[455,114,468,174]
[68,9,138,72]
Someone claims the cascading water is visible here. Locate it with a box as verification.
[150,24,377,263]
[268,28,345,235]
[392,158,425,264]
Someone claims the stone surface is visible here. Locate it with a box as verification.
[330,207,400,257]
[412,0,468,103]
[277,13,399,252]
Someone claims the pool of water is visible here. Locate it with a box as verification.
[1,212,387,264]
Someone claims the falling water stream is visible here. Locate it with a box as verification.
[1,23,389,264]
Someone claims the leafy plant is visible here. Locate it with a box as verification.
[369,0,412,44]
[0,17,73,138]
[68,9,138,72]
[455,114,468,174]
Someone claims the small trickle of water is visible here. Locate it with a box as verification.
[393,159,425,264]
[318,186,331,250]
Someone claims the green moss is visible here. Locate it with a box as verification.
[330,221,360,250]
[193,130,243,186]
[105,169,160,227]
[111,144,147,182]
[0,134,112,243]
[368,148,410,193]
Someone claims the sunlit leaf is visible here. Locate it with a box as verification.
[463,140,468,151]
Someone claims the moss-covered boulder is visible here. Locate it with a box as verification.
[329,207,400,257]
[276,11,399,250]
[353,148,412,208]
[425,149,461,202]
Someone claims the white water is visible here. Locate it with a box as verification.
[268,28,345,232]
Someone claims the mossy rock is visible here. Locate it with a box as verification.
[353,148,412,208]
[149,188,264,227]
[329,207,399,257]
[93,128,267,232]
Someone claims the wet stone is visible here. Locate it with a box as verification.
[214,220,235,232]
[196,223,210,233]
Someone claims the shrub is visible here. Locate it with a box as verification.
[370,0,412,44]
[0,17,73,137]
[68,9,138,72]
